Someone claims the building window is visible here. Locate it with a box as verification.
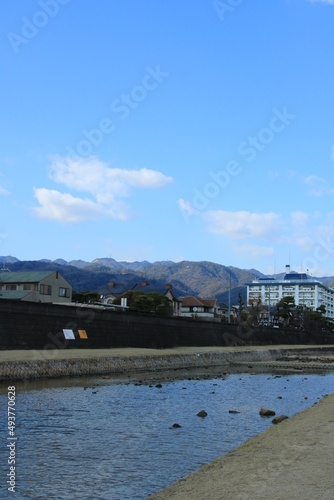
[59,287,70,298]
[6,284,17,290]
[40,284,52,295]
[23,284,38,291]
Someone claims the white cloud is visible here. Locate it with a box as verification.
[290,211,309,226]
[32,188,128,223]
[49,155,173,202]
[203,210,281,240]
[280,211,334,253]
[33,155,173,223]
[304,175,334,197]
[0,185,9,196]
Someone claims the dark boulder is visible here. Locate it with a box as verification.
[260,407,276,417]
[272,415,289,425]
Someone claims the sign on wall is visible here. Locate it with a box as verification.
[63,329,75,340]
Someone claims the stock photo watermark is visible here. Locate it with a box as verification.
[7,0,71,54]
[7,386,17,493]
[179,106,296,223]
[213,0,243,21]
[29,306,96,362]
[65,65,169,160]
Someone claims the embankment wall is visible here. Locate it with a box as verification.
[0,299,331,351]
[0,299,333,350]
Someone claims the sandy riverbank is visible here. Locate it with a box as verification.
[149,393,334,500]
[1,345,320,362]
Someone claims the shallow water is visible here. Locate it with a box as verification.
[1,371,333,499]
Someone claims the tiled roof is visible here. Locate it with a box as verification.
[0,271,55,283]
[0,290,33,300]
[182,296,219,307]
[198,298,217,307]
[129,283,180,300]
[181,296,205,307]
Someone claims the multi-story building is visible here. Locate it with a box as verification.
[0,271,72,303]
[246,265,334,319]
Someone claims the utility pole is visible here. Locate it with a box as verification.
[228,271,231,324]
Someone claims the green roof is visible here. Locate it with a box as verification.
[0,290,33,300]
[0,271,55,283]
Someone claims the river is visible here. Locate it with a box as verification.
[1,370,333,499]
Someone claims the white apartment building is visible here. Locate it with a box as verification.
[246,266,334,319]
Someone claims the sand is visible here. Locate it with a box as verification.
[149,393,334,500]
[1,344,334,362]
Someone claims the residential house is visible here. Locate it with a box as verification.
[180,296,222,320]
[0,271,72,303]
[101,280,182,316]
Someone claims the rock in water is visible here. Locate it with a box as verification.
[197,410,208,418]
[272,415,289,424]
[260,407,276,417]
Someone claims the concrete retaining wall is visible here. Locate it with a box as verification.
[0,299,326,351]
[2,347,334,381]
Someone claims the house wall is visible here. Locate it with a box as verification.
[10,273,72,303]
[38,273,72,303]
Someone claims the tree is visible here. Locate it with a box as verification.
[72,290,101,303]
[237,292,247,323]
[303,304,332,334]
[246,297,265,326]
[275,296,295,325]
[113,290,173,316]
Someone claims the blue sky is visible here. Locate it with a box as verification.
[1,0,334,276]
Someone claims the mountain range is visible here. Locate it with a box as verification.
[1,256,333,305]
